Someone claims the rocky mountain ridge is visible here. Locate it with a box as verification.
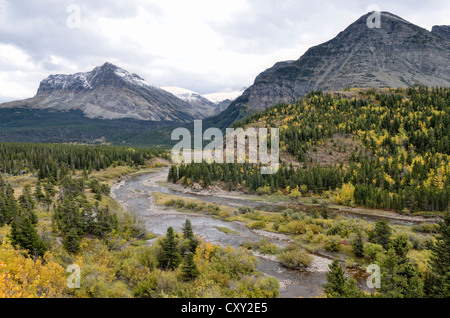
[1,62,202,122]
[224,12,450,116]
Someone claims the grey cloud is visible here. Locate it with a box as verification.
[0,0,449,101]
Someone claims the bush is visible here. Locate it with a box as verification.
[364,243,384,261]
[259,239,279,255]
[273,223,280,231]
[211,246,257,279]
[290,212,307,221]
[412,223,437,234]
[305,229,315,242]
[307,223,323,234]
[282,209,294,218]
[278,246,313,269]
[256,186,272,196]
[288,190,302,200]
[238,206,254,214]
[219,211,231,219]
[325,235,342,252]
[285,220,307,234]
[137,246,158,270]
[248,221,267,230]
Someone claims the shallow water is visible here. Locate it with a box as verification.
[111,171,370,298]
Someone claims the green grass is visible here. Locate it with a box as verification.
[214,226,239,235]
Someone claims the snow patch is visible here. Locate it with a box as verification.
[204,90,244,104]
[114,68,155,88]
[161,86,206,103]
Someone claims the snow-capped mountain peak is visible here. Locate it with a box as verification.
[11,62,204,122]
[161,86,242,117]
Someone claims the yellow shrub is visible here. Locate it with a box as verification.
[0,240,66,298]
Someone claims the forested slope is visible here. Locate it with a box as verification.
[170,87,450,213]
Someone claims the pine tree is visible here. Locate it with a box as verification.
[158,227,182,271]
[9,214,48,258]
[18,185,38,225]
[179,253,200,282]
[323,259,363,298]
[63,229,81,254]
[33,181,45,202]
[378,236,423,298]
[369,219,392,249]
[352,232,365,258]
[182,219,198,253]
[425,211,450,297]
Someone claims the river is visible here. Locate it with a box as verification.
[111,170,372,298]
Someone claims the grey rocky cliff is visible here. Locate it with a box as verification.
[229,12,450,112]
[432,25,450,41]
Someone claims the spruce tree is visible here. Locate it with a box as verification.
[369,219,392,249]
[180,253,200,282]
[18,185,38,225]
[378,236,423,298]
[323,259,363,298]
[33,181,45,202]
[182,219,198,253]
[352,232,365,258]
[9,214,48,258]
[425,211,450,297]
[63,229,81,254]
[158,227,182,270]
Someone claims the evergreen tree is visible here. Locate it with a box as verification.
[425,211,450,297]
[63,229,81,254]
[352,232,365,258]
[158,227,182,270]
[378,236,423,298]
[323,259,363,298]
[9,214,47,258]
[182,219,198,253]
[33,181,45,202]
[179,253,200,282]
[0,180,18,225]
[369,219,392,249]
[18,185,38,225]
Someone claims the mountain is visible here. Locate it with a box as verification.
[0,62,202,122]
[161,87,219,117]
[161,87,242,117]
[213,12,450,126]
[203,91,245,104]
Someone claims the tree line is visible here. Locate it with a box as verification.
[170,87,450,212]
[0,142,169,179]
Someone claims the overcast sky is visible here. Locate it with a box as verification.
[0,0,449,102]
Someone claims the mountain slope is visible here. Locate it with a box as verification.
[161,86,220,117]
[161,87,241,117]
[0,62,202,122]
[213,12,450,128]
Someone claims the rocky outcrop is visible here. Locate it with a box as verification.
[432,25,450,41]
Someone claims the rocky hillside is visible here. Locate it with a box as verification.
[432,25,450,41]
[0,62,202,122]
[219,12,450,124]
